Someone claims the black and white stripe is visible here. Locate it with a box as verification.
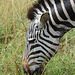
[23,0,75,75]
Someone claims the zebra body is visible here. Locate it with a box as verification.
[23,0,75,75]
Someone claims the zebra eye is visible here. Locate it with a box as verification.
[36,26,38,29]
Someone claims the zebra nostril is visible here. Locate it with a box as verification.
[32,66,44,75]
[28,38,36,44]
[23,67,27,74]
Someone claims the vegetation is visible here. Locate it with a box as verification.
[0,0,75,75]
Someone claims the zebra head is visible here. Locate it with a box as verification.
[22,0,75,75]
[22,9,75,75]
[23,12,52,75]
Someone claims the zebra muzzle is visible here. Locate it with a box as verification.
[22,59,29,74]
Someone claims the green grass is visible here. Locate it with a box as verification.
[0,0,75,75]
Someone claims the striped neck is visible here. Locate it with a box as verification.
[27,0,75,22]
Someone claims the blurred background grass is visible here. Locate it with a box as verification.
[0,0,75,75]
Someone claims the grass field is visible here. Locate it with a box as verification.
[0,0,75,75]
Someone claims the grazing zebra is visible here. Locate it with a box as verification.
[23,0,75,75]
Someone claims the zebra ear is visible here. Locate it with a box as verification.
[40,12,50,24]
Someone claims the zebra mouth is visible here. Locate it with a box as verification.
[32,66,44,75]
[23,67,27,74]
[22,59,29,74]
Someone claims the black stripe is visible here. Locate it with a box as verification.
[39,33,59,46]
[40,44,53,57]
[49,20,66,31]
[28,50,50,60]
[54,0,67,20]
[63,0,75,21]
[29,62,41,66]
[29,39,36,44]
[62,22,75,28]
[37,60,47,63]
[43,30,49,38]
[30,44,53,57]
[40,0,48,11]
[30,44,40,51]
[37,60,47,62]
[49,20,74,31]
[38,39,56,53]
[34,3,44,13]
[46,22,61,38]
[47,0,63,24]
[74,0,75,3]
[28,56,49,62]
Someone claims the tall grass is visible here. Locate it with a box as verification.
[0,0,34,75]
[0,0,75,75]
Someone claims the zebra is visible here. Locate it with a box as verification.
[23,0,75,75]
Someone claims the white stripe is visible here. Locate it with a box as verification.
[38,34,59,50]
[40,4,46,12]
[44,24,60,44]
[34,8,42,19]
[28,53,49,61]
[61,0,70,19]
[29,65,40,71]
[28,57,44,65]
[29,46,50,57]
[34,8,42,15]
[29,53,44,58]
[38,41,57,56]
[44,0,58,25]
[57,24,71,30]
[70,0,75,13]
[47,21,61,36]
[68,20,75,27]
[50,0,65,21]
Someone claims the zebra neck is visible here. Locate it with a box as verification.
[27,0,75,23]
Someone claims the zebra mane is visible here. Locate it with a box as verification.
[27,0,47,20]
